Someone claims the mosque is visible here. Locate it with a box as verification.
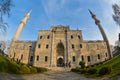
[9,10,112,67]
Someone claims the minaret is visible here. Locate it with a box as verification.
[89,10,112,58]
[13,10,32,41]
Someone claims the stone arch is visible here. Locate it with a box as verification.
[56,41,64,67]
[56,42,64,56]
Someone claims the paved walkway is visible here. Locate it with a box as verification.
[0,67,119,80]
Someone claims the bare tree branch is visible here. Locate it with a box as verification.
[112,4,120,27]
[0,0,12,34]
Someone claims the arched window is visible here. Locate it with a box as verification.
[71,35,73,39]
[106,53,107,57]
[21,54,23,60]
[78,35,80,39]
[47,35,50,39]
[81,55,84,61]
[30,56,33,62]
[46,44,49,48]
[13,52,16,58]
[38,44,41,48]
[73,56,75,62]
[80,44,82,48]
[72,44,74,48]
[37,55,39,61]
[45,56,48,62]
[40,36,42,39]
[87,56,91,62]
[98,54,100,59]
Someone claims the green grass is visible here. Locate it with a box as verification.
[71,53,120,78]
[93,54,120,77]
[0,54,47,74]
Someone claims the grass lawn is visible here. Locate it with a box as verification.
[93,54,120,77]
[0,54,47,74]
[71,53,120,78]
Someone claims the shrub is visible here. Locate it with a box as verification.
[87,68,97,74]
[99,62,103,64]
[71,68,77,72]
[36,67,47,73]
[79,61,85,69]
[20,65,30,74]
[8,62,20,74]
[91,65,95,67]
[71,68,80,72]
[99,66,112,75]
[79,69,87,74]
[71,67,87,74]
[29,66,37,73]
[0,62,8,72]
[86,66,90,68]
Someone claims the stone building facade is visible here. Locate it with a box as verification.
[9,25,109,68]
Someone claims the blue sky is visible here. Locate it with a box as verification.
[1,0,120,45]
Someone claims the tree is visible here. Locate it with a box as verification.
[112,4,120,47]
[0,0,12,33]
[79,61,85,69]
[112,4,120,27]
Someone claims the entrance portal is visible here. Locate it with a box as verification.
[57,58,64,67]
[56,42,64,67]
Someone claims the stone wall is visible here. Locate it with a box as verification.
[9,25,110,68]
[9,41,36,64]
[80,41,108,66]
[34,30,52,67]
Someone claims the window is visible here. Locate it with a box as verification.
[71,35,73,39]
[46,44,49,48]
[21,54,23,60]
[81,55,84,61]
[36,55,39,61]
[17,58,19,62]
[87,56,91,62]
[40,36,42,39]
[47,35,50,39]
[45,56,48,62]
[13,52,16,58]
[29,46,32,49]
[30,56,33,62]
[73,56,75,62]
[106,53,107,57]
[72,44,74,49]
[78,35,80,39]
[38,44,41,48]
[98,54,100,59]
[80,44,82,48]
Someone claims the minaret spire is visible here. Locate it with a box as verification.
[88,9,112,58]
[13,10,32,41]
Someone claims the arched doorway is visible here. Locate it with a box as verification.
[57,57,64,67]
[56,42,64,67]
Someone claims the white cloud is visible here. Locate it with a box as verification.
[41,0,66,15]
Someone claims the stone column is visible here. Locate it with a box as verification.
[65,30,68,64]
[50,31,53,67]
[51,30,55,67]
